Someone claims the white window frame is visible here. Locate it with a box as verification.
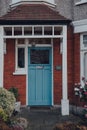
[11,0,55,7]
[75,0,87,5]
[80,33,87,83]
[13,39,27,75]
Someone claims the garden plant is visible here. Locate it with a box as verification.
[0,88,25,130]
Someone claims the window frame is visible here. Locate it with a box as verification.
[17,47,25,69]
[75,0,87,5]
[13,39,27,75]
[80,34,87,82]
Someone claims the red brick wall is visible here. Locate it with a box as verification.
[73,33,82,106]
[74,33,80,83]
[67,26,74,104]
[4,25,75,106]
[53,25,74,105]
[4,39,26,105]
[53,38,62,104]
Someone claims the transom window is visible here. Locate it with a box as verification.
[3,25,63,38]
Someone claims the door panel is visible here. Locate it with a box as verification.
[28,47,52,106]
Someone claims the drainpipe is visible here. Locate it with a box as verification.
[61,25,69,115]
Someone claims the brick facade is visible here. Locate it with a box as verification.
[74,33,80,83]
[53,38,62,104]
[4,39,26,105]
[53,25,75,105]
[73,33,82,106]
[4,25,75,106]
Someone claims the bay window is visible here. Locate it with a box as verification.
[81,34,87,80]
[11,0,55,5]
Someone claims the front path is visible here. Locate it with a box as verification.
[17,107,82,130]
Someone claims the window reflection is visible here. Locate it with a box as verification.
[18,48,25,68]
[30,49,49,64]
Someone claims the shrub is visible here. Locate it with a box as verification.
[53,122,87,130]
[9,87,19,101]
[0,107,8,122]
[0,88,16,117]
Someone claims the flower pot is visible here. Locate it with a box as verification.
[15,101,21,112]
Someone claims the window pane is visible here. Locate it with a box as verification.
[83,35,87,47]
[44,27,52,35]
[14,27,22,35]
[54,26,62,35]
[34,27,42,35]
[24,27,32,35]
[4,27,12,36]
[30,49,49,64]
[18,48,25,68]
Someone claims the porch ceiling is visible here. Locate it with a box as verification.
[0,4,71,25]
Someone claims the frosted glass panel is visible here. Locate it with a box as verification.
[30,49,49,64]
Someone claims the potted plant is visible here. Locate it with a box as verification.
[9,87,21,112]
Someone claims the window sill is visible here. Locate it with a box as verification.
[75,0,87,5]
[13,70,26,75]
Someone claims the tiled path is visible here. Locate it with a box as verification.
[18,107,82,130]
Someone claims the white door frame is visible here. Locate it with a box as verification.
[26,40,53,106]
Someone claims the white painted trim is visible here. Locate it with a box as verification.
[3,25,63,27]
[3,25,63,39]
[10,1,56,8]
[61,26,69,115]
[25,39,28,106]
[4,40,7,54]
[51,38,54,106]
[13,70,26,75]
[73,19,87,33]
[15,39,18,72]
[75,0,87,5]
[0,26,4,87]
[3,35,63,39]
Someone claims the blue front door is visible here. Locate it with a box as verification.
[28,47,52,106]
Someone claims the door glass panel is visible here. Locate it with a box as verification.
[30,49,49,64]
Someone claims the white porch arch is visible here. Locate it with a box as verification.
[0,24,69,115]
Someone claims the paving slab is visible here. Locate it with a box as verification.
[17,107,83,130]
